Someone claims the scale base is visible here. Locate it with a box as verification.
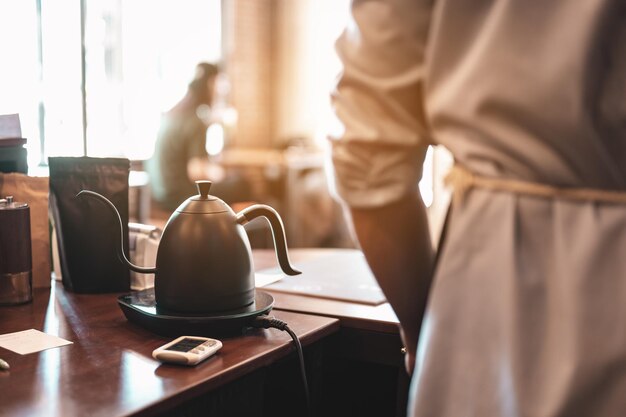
[117,288,274,337]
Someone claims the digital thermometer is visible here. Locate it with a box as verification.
[152,336,222,366]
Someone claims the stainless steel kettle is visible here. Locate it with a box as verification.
[78,180,300,313]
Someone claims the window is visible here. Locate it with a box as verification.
[0,0,222,167]
[0,0,49,166]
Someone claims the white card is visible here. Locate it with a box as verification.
[0,329,73,355]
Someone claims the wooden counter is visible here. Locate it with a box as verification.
[0,248,411,417]
[254,248,410,417]
[0,282,338,417]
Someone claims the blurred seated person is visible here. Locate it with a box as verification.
[146,62,252,211]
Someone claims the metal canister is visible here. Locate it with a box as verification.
[0,196,33,305]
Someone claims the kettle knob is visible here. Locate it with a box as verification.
[195,180,212,199]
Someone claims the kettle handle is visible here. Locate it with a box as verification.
[76,190,158,274]
[236,204,301,276]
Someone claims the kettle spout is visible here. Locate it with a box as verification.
[76,190,157,274]
[236,205,301,276]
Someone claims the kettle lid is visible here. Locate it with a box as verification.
[176,181,231,214]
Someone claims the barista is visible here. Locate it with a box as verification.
[146,62,251,210]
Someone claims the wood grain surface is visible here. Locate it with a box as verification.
[0,282,338,417]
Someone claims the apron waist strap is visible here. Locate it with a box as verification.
[445,165,626,204]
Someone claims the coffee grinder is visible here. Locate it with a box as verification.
[0,196,33,305]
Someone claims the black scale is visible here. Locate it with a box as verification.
[118,288,274,337]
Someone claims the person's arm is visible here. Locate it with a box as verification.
[186,118,225,184]
[329,0,435,373]
[348,191,433,374]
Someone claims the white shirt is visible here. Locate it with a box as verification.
[331,0,626,208]
[330,1,626,416]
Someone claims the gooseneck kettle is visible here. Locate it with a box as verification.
[78,180,300,313]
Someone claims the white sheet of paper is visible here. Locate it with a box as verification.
[0,329,73,355]
[257,250,387,305]
[255,272,283,288]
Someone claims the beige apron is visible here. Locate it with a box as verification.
[411,167,626,416]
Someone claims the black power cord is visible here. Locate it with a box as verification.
[251,315,312,417]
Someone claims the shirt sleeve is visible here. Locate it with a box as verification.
[329,0,434,209]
